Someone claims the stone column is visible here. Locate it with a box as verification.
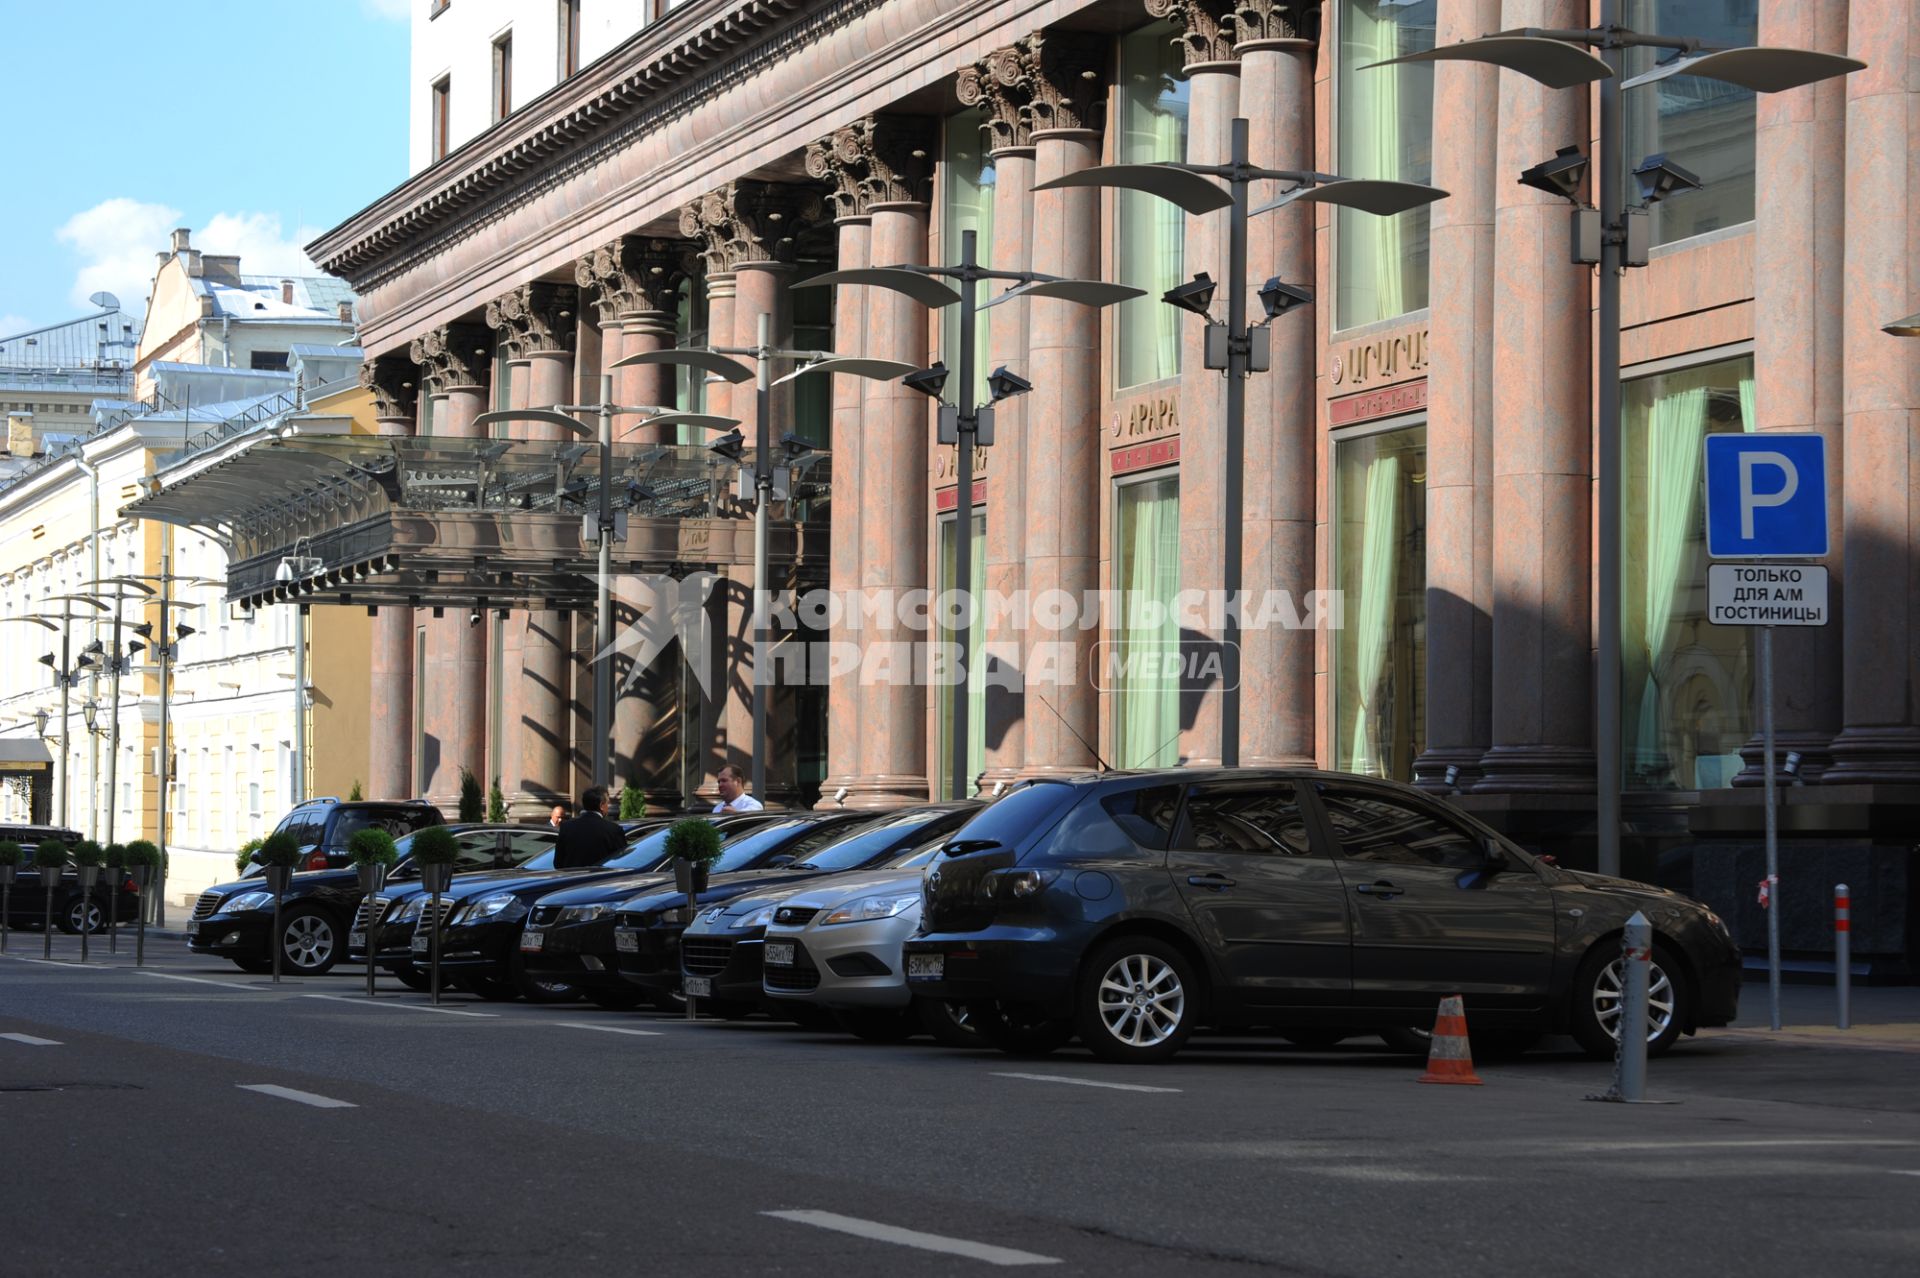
[1235,1,1321,769]
[1021,34,1107,780]
[1473,0,1593,794]
[959,45,1039,789]
[1826,3,1920,783]
[1411,0,1498,790]
[360,353,420,800]
[408,322,493,811]
[847,115,936,806]
[806,130,876,806]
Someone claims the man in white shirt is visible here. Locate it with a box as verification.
[712,764,764,813]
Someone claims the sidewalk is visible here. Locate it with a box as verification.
[1707,979,1920,1053]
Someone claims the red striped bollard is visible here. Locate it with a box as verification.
[1835,884,1850,1030]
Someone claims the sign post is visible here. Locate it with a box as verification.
[1703,434,1831,1031]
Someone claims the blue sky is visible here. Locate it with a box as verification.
[0,0,411,338]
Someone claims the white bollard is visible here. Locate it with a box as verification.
[1835,883,1851,1030]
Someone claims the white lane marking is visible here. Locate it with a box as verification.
[557,1021,664,1037]
[3,957,88,968]
[1891,1170,1920,1177]
[763,1211,1060,1267]
[0,1033,63,1046]
[237,1084,357,1109]
[1560,1139,1920,1151]
[993,1071,1182,1095]
[303,993,496,1019]
[135,971,267,991]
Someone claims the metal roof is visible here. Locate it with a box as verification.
[0,309,142,371]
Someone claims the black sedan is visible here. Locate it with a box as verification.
[905,770,1742,1064]
[0,823,142,934]
[189,824,553,976]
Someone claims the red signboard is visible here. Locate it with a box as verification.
[1110,437,1181,475]
[934,480,987,512]
[1328,378,1427,426]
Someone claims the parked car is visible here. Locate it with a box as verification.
[755,836,977,1043]
[904,770,1742,1064]
[189,822,544,976]
[0,823,140,934]
[235,797,448,878]
[391,814,772,1004]
[640,804,982,1015]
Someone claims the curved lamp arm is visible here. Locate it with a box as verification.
[792,269,960,309]
[609,348,755,383]
[472,409,590,438]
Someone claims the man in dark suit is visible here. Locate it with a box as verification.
[552,786,626,869]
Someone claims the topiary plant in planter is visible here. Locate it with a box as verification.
[69,840,104,898]
[665,818,722,896]
[458,767,484,822]
[487,777,507,822]
[235,837,264,876]
[256,832,302,896]
[409,825,459,895]
[104,842,127,867]
[122,840,161,889]
[348,828,399,893]
[34,839,68,884]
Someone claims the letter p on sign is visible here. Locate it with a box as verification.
[1704,434,1829,559]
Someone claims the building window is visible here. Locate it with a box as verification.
[491,33,513,123]
[1334,0,1436,330]
[1333,423,1427,780]
[413,626,428,794]
[249,350,289,371]
[941,108,994,408]
[1622,354,1756,790]
[557,0,581,77]
[1623,0,1756,247]
[1113,473,1181,768]
[430,77,451,161]
[1114,22,1188,389]
[936,509,986,799]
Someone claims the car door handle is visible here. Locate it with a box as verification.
[1354,881,1403,899]
[1187,874,1237,890]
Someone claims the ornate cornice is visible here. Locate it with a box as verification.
[409,322,492,394]
[1231,0,1322,46]
[359,352,419,420]
[679,180,827,273]
[485,281,580,358]
[575,235,693,322]
[956,41,1035,155]
[1026,30,1109,135]
[1147,0,1240,68]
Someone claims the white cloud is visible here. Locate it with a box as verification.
[56,197,181,314]
[197,211,325,278]
[0,315,34,339]
[361,0,412,21]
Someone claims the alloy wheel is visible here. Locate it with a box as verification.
[67,901,103,934]
[283,916,335,970]
[1096,952,1186,1048]
[1592,957,1675,1043]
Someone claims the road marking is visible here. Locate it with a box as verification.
[763,1211,1060,1267]
[0,1033,62,1046]
[1561,1139,1920,1152]
[557,1021,664,1037]
[135,971,266,991]
[992,1071,1182,1095]
[237,1084,357,1109]
[1891,1171,1920,1178]
[2,956,88,968]
[303,994,496,1019]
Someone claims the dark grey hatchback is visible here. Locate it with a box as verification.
[904,771,1741,1064]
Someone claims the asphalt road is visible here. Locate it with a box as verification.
[4,932,1918,1277]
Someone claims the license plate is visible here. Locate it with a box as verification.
[186,920,200,937]
[520,930,544,952]
[907,953,944,980]
[764,941,795,967]
[348,931,365,948]
[684,976,713,997]
[410,935,428,953]
[615,929,638,953]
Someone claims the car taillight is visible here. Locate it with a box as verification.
[305,851,329,871]
[122,876,137,893]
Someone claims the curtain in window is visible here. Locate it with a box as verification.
[937,512,987,797]
[1634,382,1708,772]
[1116,479,1181,767]
[1348,455,1401,774]
[1115,23,1187,387]
[1344,2,1404,320]
[942,109,996,407]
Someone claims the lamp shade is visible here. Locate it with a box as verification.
[772,357,921,386]
[609,348,755,382]
[1364,36,1614,90]
[472,408,590,438]
[1619,46,1866,94]
[792,268,960,309]
[1253,178,1450,218]
[1032,164,1232,215]
[981,279,1146,311]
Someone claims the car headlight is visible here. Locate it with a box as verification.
[822,893,921,926]
[394,897,426,923]
[731,906,776,930]
[223,891,275,913]
[471,893,524,921]
[559,904,610,924]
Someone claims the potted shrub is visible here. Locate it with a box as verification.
[458,767,484,822]
[665,818,722,897]
[487,777,507,822]
[34,839,67,889]
[255,832,302,896]
[409,825,459,895]
[70,839,104,891]
[235,837,264,877]
[349,827,399,894]
[122,840,161,890]
[103,843,128,944]
[619,783,646,820]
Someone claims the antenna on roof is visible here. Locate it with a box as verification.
[88,291,120,312]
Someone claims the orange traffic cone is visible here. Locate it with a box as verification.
[1417,994,1483,1085]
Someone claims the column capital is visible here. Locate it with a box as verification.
[1025,30,1110,135]
[576,235,695,324]
[957,42,1037,156]
[804,127,875,222]
[679,179,828,274]
[1147,0,1242,69]
[1231,0,1322,49]
[485,281,579,359]
[358,351,419,421]
[409,322,491,394]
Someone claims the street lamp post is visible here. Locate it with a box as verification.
[1034,121,1447,768]
[1373,13,1864,878]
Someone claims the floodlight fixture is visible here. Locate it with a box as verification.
[1633,154,1702,205]
[37,652,54,669]
[131,622,154,639]
[1162,273,1218,318]
[707,430,747,462]
[1258,278,1313,319]
[902,363,950,399]
[987,367,1032,402]
[82,638,104,656]
[174,623,196,641]
[1884,312,1920,338]
[1519,145,1590,204]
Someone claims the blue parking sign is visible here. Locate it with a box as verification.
[1703,433,1828,559]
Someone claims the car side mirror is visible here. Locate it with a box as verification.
[766,854,795,868]
[1481,844,1510,874]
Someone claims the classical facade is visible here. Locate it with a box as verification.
[279,0,1916,971]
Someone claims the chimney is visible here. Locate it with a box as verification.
[199,297,217,318]
[184,250,203,278]
[155,251,171,270]
[337,301,353,324]
[171,227,191,253]
[201,255,242,285]
[281,279,295,305]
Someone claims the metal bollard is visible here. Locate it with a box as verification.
[1835,883,1851,1030]
[1616,912,1652,1103]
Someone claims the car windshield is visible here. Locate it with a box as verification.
[792,810,957,872]
[885,838,948,871]
[327,809,416,851]
[707,818,824,872]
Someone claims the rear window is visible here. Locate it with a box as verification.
[940,784,1079,857]
[793,809,969,872]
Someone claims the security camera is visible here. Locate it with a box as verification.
[832,785,848,808]
[468,609,482,628]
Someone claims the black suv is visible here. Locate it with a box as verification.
[0,823,140,934]
[905,771,1742,1064]
[240,798,446,874]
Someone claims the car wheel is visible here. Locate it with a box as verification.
[1073,937,1197,1064]
[391,962,431,992]
[277,907,339,976]
[1570,940,1690,1060]
[917,998,986,1049]
[586,985,647,1011]
[510,952,578,1004]
[61,897,104,935]
[969,1002,1074,1056]
[835,1008,917,1043]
